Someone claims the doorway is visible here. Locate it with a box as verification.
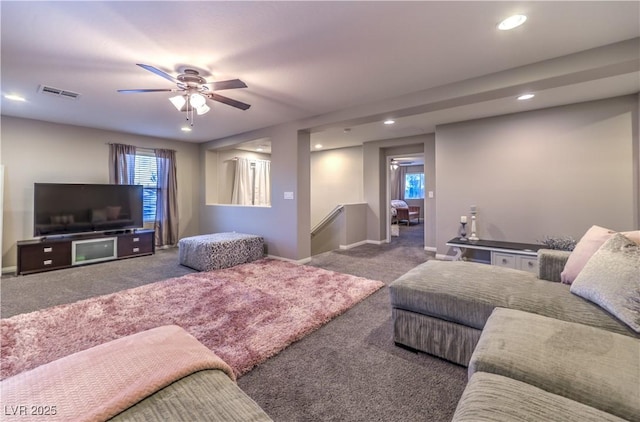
[387,153,426,248]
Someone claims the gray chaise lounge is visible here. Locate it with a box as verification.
[389,249,638,366]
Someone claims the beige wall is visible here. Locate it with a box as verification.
[7,95,634,267]
[310,146,364,227]
[1,116,201,269]
[200,125,311,261]
[435,94,639,256]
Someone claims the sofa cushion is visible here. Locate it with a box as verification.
[469,308,640,422]
[452,372,627,422]
[111,369,273,422]
[570,233,640,333]
[561,225,640,284]
[389,260,638,337]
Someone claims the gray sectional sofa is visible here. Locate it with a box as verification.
[389,247,639,421]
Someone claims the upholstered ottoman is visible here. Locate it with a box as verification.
[179,232,264,271]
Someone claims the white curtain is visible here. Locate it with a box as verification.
[231,157,271,206]
[232,157,253,205]
[254,160,271,206]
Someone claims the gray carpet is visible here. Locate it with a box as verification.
[1,248,197,318]
[1,224,467,421]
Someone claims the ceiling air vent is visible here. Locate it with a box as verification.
[38,85,81,100]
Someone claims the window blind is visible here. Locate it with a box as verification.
[133,151,158,222]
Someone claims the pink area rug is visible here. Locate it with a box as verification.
[1,259,384,380]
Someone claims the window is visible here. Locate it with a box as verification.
[134,152,157,222]
[404,173,425,199]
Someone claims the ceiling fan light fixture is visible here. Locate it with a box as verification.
[169,95,186,111]
[195,103,210,115]
[189,93,207,108]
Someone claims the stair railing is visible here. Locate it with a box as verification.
[311,205,345,238]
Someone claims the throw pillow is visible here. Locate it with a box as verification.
[560,225,640,284]
[570,233,640,333]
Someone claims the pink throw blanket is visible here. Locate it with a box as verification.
[1,325,235,422]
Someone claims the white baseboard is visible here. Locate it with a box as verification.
[366,239,386,246]
[339,240,368,250]
[340,239,387,249]
[266,254,312,265]
[2,266,17,275]
[157,245,176,250]
[424,246,437,253]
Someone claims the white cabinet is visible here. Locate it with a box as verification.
[491,251,537,273]
[518,256,538,273]
[492,252,516,268]
[446,237,542,275]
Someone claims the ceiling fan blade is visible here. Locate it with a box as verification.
[136,64,178,83]
[206,93,251,110]
[117,89,178,93]
[208,79,248,91]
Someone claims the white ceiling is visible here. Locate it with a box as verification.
[1,1,639,150]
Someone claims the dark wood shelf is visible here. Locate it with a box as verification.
[17,229,155,275]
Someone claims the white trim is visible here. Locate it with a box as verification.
[366,239,386,246]
[424,246,437,252]
[339,240,369,250]
[266,254,312,265]
[2,266,17,275]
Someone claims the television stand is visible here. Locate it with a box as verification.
[17,229,155,275]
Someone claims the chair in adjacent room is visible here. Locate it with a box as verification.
[391,200,420,225]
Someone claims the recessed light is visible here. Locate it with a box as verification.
[383,119,395,125]
[4,94,26,102]
[498,14,527,30]
[314,144,323,149]
[181,127,192,132]
[517,93,535,100]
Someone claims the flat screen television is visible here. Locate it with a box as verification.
[34,183,144,237]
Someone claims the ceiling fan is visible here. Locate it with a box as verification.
[118,64,251,116]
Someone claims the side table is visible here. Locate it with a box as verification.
[446,237,544,273]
